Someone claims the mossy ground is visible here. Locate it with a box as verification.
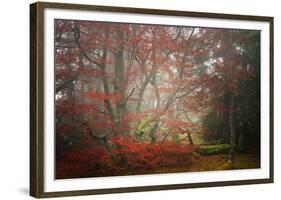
[197,144,231,155]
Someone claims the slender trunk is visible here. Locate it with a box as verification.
[149,87,161,143]
[187,132,194,145]
[238,130,245,152]
[222,87,231,143]
[227,30,236,165]
[100,65,114,117]
[148,30,160,143]
[114,27,125,134]
[100,29,114,119]
[228,93,236,164]
[136,78,150,112]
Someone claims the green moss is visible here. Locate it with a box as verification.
[198,144,231,155]
[136,116,153,135]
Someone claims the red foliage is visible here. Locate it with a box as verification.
[122,112,146,122]
[56,68,72,80]
[56,138,197,178]
[55,22,257,179]
[154,87,175,93]
[56,53,77,64]
[79,67,113,78]
[212,103,229,112]
[165,118,194,130]
[56,146,112,178]
[84,91,122,103]
[56,101,99,116]
[110,138,196,170]
[89,120,115,130]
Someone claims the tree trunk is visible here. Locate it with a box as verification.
[227,30,236,165]
[136,78,150,112]
[228,93,236,165]
[114,27,126,134]
[148,29,160,143]
[149,88,161,143]
[100,29,114,120]
[187,132,194,145]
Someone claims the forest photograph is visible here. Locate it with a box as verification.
[55,19,261,179]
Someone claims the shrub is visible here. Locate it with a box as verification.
[111,138,196,171]
[56,138,197,178]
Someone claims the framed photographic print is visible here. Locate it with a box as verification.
[30,2,274,198]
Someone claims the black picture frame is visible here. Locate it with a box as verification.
[30,2,274,198]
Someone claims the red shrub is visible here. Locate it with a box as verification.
[110,138,196,171]
[56,138,197,179]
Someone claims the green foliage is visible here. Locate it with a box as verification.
[198,144,231,155]
[171,133,181,144]
[136,115,153,135]
[134,115,154,142]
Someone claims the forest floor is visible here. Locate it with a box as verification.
[152,152,260,174]
[56,150,260,179]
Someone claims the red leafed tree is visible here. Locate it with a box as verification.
[55,19,261,178]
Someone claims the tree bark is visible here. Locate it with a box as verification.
[226,30,236,165]
[187,131,194,145]
[228,93,236,164]
[114,27,126,134]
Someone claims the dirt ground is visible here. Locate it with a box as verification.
[152,152,260,174]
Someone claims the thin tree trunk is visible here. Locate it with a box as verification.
[114,27,126,134]
[136,78,150,112]
[228,93,236,164]
[100,29,114,119]
[227,30,236,165]
[187,132,194,145]
[147,29,160,143]
[149,87,161,143]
